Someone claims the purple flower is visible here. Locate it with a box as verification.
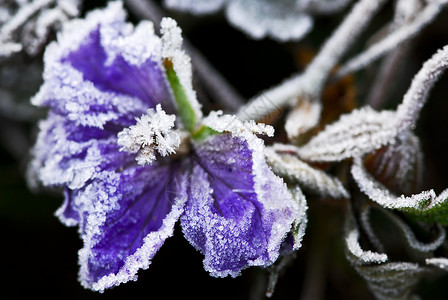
[29,1,303,292]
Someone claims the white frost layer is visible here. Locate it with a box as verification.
[160,17,203,122]
[266,145,349,199]
[78,170,188,292]
[202,110,274,137]
[346,228,388,264]
[297,107,398,162]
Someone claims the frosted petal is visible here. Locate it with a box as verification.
[28,113,132,191]
[32,1,173,129]
[182,133,301,277]
[77,163,187,291]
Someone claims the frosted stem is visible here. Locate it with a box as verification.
[396,44,448,132]
[0,0,53,39]
[334,1,447,79]
[124,0,245,112]
[238,0,388,121]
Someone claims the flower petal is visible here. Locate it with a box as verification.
[32,1,173,129]
[182,133,300,277]
[77,162,187,291]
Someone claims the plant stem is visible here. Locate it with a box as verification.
[238,0,389,121]
[124,0,245,112]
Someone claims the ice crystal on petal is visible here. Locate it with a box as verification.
[202,110,274,137]
[117,104,181,165]
[182,133,301,277]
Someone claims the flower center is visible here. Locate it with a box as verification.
[117,104,188,165]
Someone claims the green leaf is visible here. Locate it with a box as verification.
[164,58,197,132]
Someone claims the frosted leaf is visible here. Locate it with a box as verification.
[296,107,398,162]
[361,205,446,259]
[160,17,202,122]
[265,145,349,199]
[345,213,427,300]
[289,187,308,250]
[426,258,448,271]
[165,0,351,41]
[352,157,448,224]
[164,0,226,14]
[364,131,423,196]
[202,110,274,137]
[117,104,181,165]
[284,98,322,140]
[346,226,388,264]
[226,0,313,41]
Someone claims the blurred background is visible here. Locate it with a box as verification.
[2,0,448,299]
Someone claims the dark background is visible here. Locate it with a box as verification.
[2,0,448,299]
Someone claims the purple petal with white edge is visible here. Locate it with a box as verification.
[182,133,300,277]
[32,1,174,129]
[29,113,133,191]
[77,162,187,291]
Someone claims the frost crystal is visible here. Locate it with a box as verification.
[117,104,181,165]
[202,110,274,137]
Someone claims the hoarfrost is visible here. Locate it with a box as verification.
[117,104,181,165]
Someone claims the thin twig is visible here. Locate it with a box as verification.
[333,1,448,80]
[396,44,448,132]
[237,0,389,121]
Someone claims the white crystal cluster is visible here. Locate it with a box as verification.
[117,104,181,165]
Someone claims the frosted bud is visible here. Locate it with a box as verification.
[117,104,181,165]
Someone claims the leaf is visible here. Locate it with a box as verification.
[284,98,322,140]
[345,210,427,300]
[296,107,397,162]
[360,205,446,260]
[352,156,448,224]
[265,145,349,199]
[289,186,308,250]
[363,131,423,195]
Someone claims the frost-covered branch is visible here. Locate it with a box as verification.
[237,0,389,122]
[334,0,448,79]
[396,44,448,132]
[0,0,81,57]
